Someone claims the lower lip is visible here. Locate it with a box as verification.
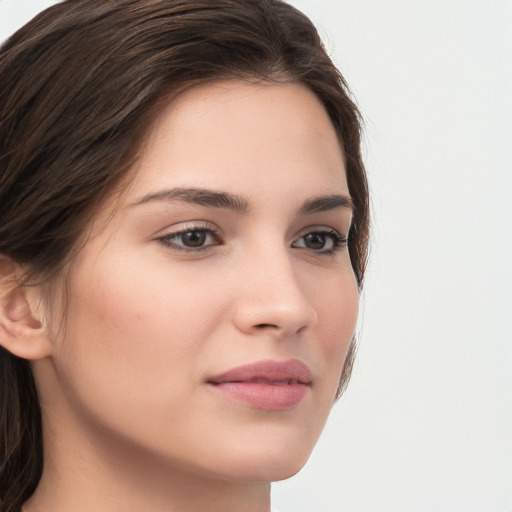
[207,382,309,411]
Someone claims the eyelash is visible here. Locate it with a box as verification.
[292,229,348,254]
[157,223,222,253]
[157,225,348,255]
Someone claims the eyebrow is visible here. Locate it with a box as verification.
[132,187,250,213]
[298,194,354,215]
[132,187,353,215]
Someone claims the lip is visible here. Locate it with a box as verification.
[206,359,312,411]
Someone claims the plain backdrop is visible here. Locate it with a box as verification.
[1,1,511,511]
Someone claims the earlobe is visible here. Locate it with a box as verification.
[0,260,52,360]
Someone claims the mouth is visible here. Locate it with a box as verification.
[206,359,312,411]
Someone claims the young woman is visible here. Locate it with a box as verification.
[0,1,369,511]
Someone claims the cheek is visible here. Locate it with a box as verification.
[53,251,224,422]
[312,271,359,384]
[77,247,219,334]
[316,266,358,331]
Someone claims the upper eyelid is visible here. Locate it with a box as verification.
[157,221,220,236]
[293,229,347,244]
[156,222,346,238]
[294,224,345,238]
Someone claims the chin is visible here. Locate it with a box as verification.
[211,436,315,483]
[238,456,310,483]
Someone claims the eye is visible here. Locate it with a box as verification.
[157,226,221,252]
[292,229,347,254]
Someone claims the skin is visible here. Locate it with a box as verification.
[16,81,359,512]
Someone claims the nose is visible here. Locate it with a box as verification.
[232,248,317,339]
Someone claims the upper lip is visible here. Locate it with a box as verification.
[207,359,312,386]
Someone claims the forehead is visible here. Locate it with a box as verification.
[125,80,348,205]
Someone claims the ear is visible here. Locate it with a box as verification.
[0,258,53,360]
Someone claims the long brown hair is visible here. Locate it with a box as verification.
[0,1,369,509]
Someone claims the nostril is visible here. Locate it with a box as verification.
[254,323,278,329]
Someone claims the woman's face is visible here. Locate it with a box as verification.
[38,81,358,483]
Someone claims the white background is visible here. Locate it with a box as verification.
[1,1,511,511]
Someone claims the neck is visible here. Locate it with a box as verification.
[24,411,271,512]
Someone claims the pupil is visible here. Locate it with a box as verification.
[183,230,206,247]
[305,233,326,250]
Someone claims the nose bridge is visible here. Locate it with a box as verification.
[233,239,317,337]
